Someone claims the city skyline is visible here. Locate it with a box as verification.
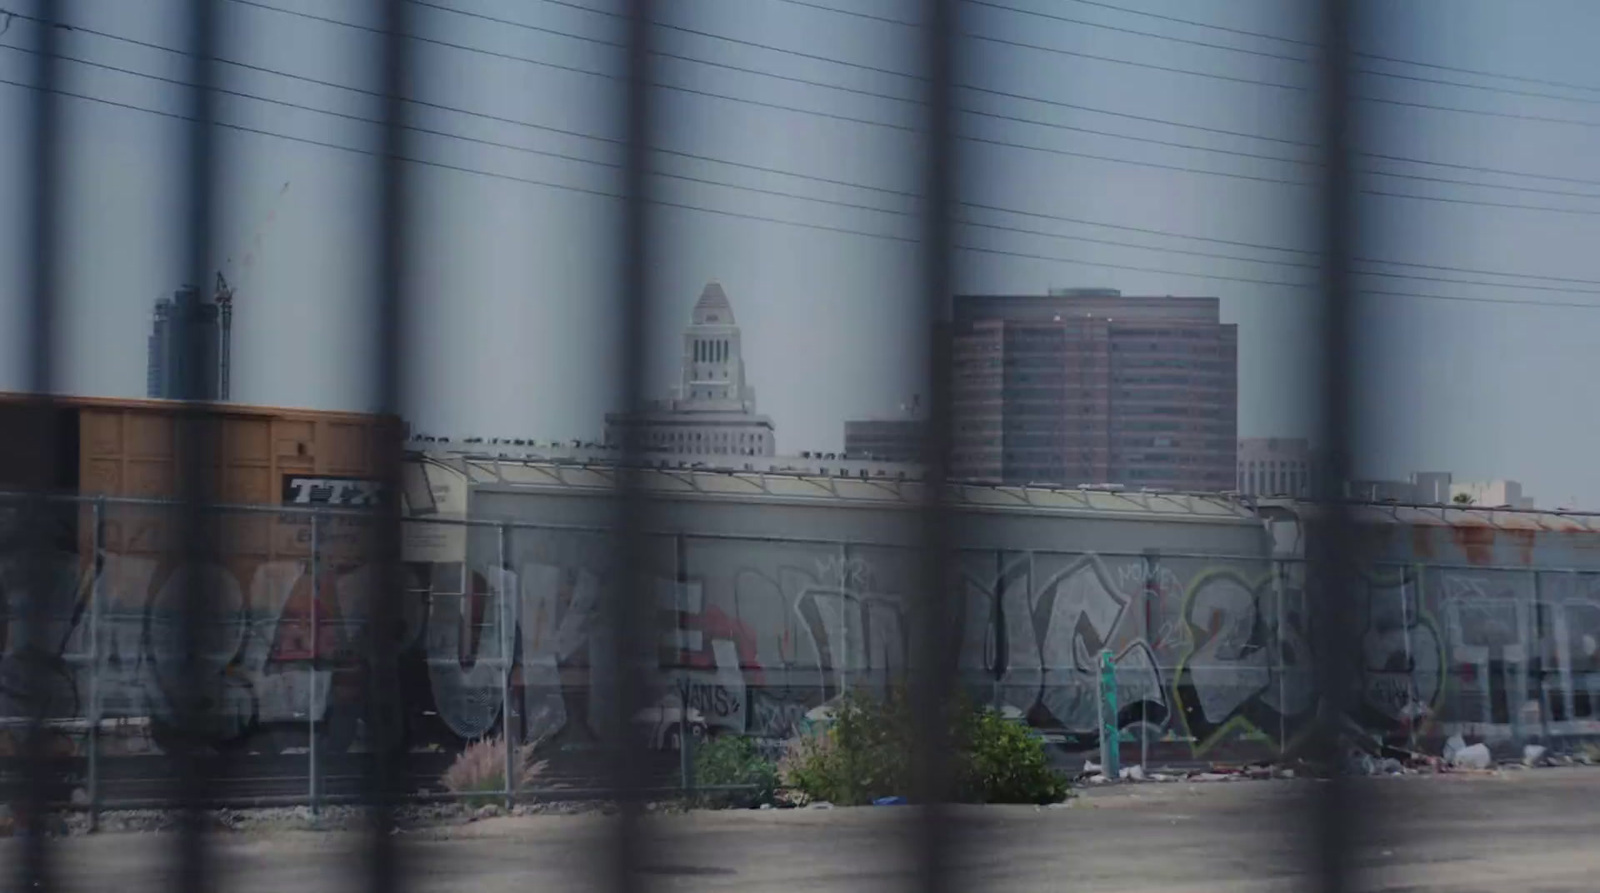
[1,0,1596,505]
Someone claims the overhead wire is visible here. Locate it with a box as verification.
[6,69,1600,311]
[12,1,1598,205]
[768,0,1600,123]
[963,0,1600,108]
[25,41,1583,292]
[1049,0,1600,98]
[6,3,1600,304]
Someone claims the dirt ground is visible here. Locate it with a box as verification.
[4,768,1599,892]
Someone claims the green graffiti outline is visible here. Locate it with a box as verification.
[1169,564,1448,756]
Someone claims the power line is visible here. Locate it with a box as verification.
[15,2,1600,211]
[768,0,1600,122]
[971,0,1600,109]
[392,1,1600,203]
[0,41,917,217]
[19,2,1598,197]
[1058,0,1600,99]
[962,0,1312,65]
[3,71,1597,311]
[38,0,1580,204]
[766,0,920,28]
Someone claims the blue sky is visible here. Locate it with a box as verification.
[1,0,1598,506]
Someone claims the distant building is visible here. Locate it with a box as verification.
[1237,437,1315,498]
[145,282,231,401]
[950,288,1237,491]
[1451,479,1535,509]
[843,418,925,462]
[1344,471,1455,504]
[604,281,775,457]
[843,400,925,462]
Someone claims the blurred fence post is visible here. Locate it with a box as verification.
[499,522,515,809]
[88,496,105,830]
[309,510,320,815]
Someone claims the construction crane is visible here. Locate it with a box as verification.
[211,179,290,401]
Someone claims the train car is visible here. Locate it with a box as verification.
[0,393,401,754]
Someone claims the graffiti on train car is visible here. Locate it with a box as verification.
[4,540,1600,755]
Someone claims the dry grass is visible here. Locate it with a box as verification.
[441,733,549,806]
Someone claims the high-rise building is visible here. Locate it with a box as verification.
[604,281,776,457]
[146,283,231,401]
[950,288,1237,491]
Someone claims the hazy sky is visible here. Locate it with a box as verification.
[2,0,1598,505]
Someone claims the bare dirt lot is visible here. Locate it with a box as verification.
[5,768,1599,892]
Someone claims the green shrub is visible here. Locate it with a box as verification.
[694,734,780,807]
[779,689,915,805]
[780,689,1068,806]
[956,709,1070,804]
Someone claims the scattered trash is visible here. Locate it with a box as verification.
[1191,772,1233,782]
[1451,743,1492,770]
[1118,765,1146,782]
[1342,750,1377,777]
[1083,760,1102,774]
[872,796,907,806]
[758,803,774,810]
[1046,800,1071,809]
[1442,734,1467,764]
[1523,744,1548,767]
[807,801,834,810]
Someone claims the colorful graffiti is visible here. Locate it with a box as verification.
[4,538,1600,757]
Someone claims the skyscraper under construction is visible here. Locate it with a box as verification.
[145,275,233,401]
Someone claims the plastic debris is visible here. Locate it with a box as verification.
[1523,744,1548,767]
[1451,743,1492,770]
[872,796,907,806]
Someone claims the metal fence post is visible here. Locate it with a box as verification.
[675,534,691,795]
[309,511,320,815]
[1531,569,1553,747]
[1400,567,1418,755]
[1273,558,1288,757]
[499,522,515,809]
[678,676,693,796]
[1098,649,1120,780]
[1141,548,1158,771]
[88,496,105,830]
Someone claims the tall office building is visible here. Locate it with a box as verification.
[605,281,776,457]
[146,285,230,401]
[950,288,1237,491]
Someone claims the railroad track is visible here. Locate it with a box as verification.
[0,751,689,808]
